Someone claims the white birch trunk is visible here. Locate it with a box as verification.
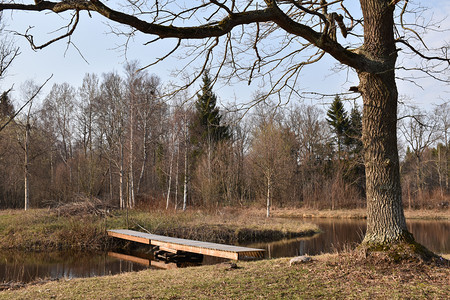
[137,121,148,194]
[183,134,188,211]
[174,143,180,211]
[119,140,124,209]
[108,160,113,202]
[24,123,30,211]
[166,147,174,210]
[266,174,271,218]
[129,101,135,209]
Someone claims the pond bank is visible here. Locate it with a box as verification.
[272,208,450,220]
[1,251,448,299]
[0,208,319,251]
[1,207,447,252]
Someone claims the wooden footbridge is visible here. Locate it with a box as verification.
[107,229,265,260]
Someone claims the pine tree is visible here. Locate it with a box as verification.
[347,104,365,198]
[348,104,363,155]
[0,90,14,118]
[326,95,350,159]
[191,70,230,150]
[189,70,230,207]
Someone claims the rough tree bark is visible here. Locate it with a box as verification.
[357,0,408,247]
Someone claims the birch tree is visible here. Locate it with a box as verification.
[20,81,39,210]
[399,106,439,197]
[433,102,450,195]
[98,72,127,208]
[249,119,296,217]
[77,73,102,197]
[41,83,76,200]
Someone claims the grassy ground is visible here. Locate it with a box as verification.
[1,252,448,299]
[0,208,319,251]
[272,208,450,220]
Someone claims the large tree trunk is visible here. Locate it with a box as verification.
[360,70,409,245]
[359,0,409,247]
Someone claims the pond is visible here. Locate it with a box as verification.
[1,218,448,284]
[243,219,450,258]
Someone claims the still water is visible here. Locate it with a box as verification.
[1,219,448,284]
[244,219,450,258]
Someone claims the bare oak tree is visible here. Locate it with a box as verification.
[1,0,449,257]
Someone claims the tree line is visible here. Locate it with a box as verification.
[0,66,448,212]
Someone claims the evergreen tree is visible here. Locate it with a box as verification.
[347,104,366,198]
[326,97,365,200]
[0,90,14,118]
[348,104,363,155]
[191,70,230,150]
[326,95,350,158]
[189,70,230,207]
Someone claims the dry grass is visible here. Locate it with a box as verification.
[271,207,450,220]
[273,208,368,219]
[403,209,450,220]
[0,251,448,299]
[0,208,319,251]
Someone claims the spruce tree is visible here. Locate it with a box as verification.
[191,70,230,151]
[348,104,363,155]
[326,95,350,158]
[347,104,366,198]
[0,90,14,118]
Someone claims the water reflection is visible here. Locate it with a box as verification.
[0,251,149,284]
[0,250,227,284]
[244,219,449,258]
[407,220,449,255]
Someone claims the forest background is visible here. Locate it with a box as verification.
[1,62,449,213]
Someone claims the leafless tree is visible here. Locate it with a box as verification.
[249,116,296,217]
[20,81,40,210]
[76,73,103,197]
[98,72,127,208]
[135,74,162,197]
[40,82,76,201]
[399,106,439,197]
[433,102,450,195]
[287,104,335,208]
[0,12,19,83]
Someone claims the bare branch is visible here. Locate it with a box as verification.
[399,0,428,50]
[14,11,80,50]
[397,39,450,65]
[0,0,367,71]
[139,39,181,71]
[0,41,19,79]
[209,0,233,15]
[0,74,53,132]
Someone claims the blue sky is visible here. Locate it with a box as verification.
[1,1,449,112]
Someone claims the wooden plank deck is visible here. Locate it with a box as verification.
[107,229,265,260]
